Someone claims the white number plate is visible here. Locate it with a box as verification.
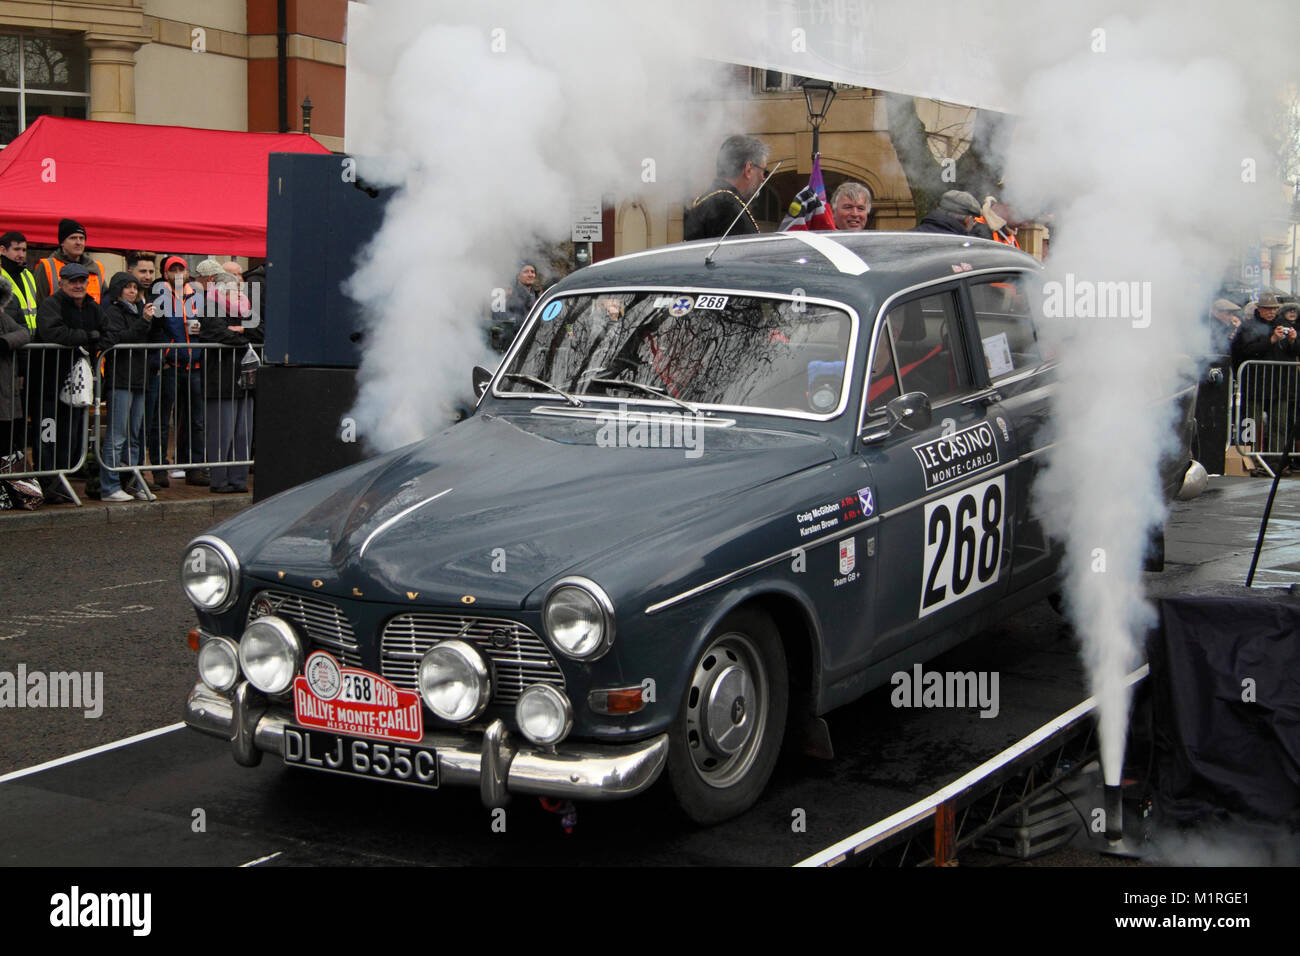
[919,476,1004,618]
[694,294,729,310]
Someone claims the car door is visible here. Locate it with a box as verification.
[857,281,1017,665]
[961,272,1058,594]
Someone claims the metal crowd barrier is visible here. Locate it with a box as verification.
[1,343,91,504]
[1,342,260,508]
[1233,359,1300,477]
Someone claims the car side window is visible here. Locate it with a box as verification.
[875,289,968,407]
[968,275,1046,380]
[867,317,901,413]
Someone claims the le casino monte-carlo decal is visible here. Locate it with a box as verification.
[912,421,1000,491]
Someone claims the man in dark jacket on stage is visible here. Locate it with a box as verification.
[684,135,772,241]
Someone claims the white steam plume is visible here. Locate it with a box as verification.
[999,3,1297,785]
[342,0,740,450]
[342,0,1299,795]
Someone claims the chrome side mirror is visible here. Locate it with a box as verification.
[472,366,492,398]
[860,391,933,444]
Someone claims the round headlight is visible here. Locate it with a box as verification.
[543,578,615,660]
[418,640,491,723]
[516,684,573,747]
[181,538,238,612]
[237,616,303,694]
[198,636,240,693]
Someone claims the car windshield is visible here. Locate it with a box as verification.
[496,291,855,417]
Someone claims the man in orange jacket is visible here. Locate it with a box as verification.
[33,219,108,304]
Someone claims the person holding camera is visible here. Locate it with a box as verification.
[1234,292,1298,461]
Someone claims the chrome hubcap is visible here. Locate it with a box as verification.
[685,633,768,788]
[703,664,754,756]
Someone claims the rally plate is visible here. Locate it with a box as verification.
[283,726,440,789]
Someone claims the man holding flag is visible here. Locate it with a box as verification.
[778,155,838,232]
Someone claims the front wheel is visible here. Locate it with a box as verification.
[666,608,788,825]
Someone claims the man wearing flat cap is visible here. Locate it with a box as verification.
[912,190,982,235]
[34,218,108,305]
[34,261,103,502]
[1208,298,1243,356]
[1233,291,1299,461]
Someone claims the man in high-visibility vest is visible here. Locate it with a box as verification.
[973,196,1022,249]
[34,219,108,305]
[0,231,38,333]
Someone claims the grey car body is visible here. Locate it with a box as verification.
[182,231,1197,823]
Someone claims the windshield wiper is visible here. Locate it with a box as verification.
[588,378,703,415]
[500,373,584,407]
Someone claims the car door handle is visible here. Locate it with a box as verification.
[961,390,1003,407]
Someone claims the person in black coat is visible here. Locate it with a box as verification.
[99,272,154,500]
[33,263,102,501]
[200,277,263,493]
[1232,292,1298,456]
[912,190,981,235]
[684,135,771,241]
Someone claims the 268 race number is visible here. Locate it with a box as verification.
[919,476,1004,617]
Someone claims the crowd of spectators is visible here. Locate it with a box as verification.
[0,220,263,506]
[1209,290,1300,471]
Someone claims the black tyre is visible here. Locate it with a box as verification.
[666,608,788,825]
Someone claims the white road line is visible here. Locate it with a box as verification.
[98,579,167,591]
[794,664,1150,867]
[239,851,283,867]
[0,723,185,784]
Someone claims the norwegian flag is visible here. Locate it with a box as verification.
[778,154,837,231]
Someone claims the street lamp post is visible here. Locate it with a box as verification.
[1290,182,1299,296]
[799,77,836,159]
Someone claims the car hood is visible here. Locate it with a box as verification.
[214,410,836,606]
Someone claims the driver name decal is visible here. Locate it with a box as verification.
[913,421,999,491]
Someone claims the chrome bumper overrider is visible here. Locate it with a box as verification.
[185,682,668,806]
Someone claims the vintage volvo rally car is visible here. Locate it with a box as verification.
[182,231,1198,824]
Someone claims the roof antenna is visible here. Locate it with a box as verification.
[704,160,783,266]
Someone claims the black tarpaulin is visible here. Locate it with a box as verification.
[1151,591,1300,825]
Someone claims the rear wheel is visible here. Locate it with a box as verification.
[666,608,788,825]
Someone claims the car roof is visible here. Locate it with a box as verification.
[567,231,1041,303]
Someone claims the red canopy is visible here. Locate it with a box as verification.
[0,116,331,257]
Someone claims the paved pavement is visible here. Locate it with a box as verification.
[0,472,252,528]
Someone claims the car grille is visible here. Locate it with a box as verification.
[247,590,363,669]
[380,613,565,705]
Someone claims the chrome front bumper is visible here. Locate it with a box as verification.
[185,682,668,806]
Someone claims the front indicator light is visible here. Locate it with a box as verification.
[516,684,573,747]
[588,686,647,715]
